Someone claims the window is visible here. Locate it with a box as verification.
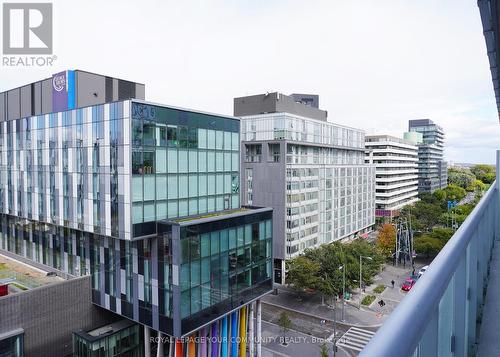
[167,125,178,147]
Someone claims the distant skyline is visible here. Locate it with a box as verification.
[1,0,499,163]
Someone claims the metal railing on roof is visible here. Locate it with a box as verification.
[360,151,500,357]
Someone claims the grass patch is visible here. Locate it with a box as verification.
[0,263,6,272]
[361,295,376,306]
[373,285,386,294]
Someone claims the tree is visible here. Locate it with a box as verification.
[412,201,442,231]
[376,223,396,258]
[448,168,475,189]
[466,179,486,192]
[471,164,496,184]
[277,312,292,346]
[320,343,329,357]
[286,256,320,295]
[429,227,454,245]
[414,235,443,258]
[418,192,440,205]
[443,184,467,202]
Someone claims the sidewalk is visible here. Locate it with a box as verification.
[263,285,386,327]
[263,263,419,328]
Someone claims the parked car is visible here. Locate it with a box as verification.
[401,277,416,291]
[418,265,429,278]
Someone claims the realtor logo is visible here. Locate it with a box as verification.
[2,3,53,54]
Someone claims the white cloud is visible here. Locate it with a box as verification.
[1,0,498,163]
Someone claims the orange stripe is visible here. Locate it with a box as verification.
[176,339,183,357]
[188,334,196,357]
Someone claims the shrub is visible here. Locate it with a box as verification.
[361,295,376,306]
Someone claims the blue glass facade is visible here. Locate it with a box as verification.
[0,97,273,339]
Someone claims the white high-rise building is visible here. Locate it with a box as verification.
[236,92,376,283]
[365,135,419,218]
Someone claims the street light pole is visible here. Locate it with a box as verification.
[359,256,372,309]
[342,265,346,321]
[332,294,337,357]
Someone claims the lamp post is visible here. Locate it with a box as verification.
[332,294,337,357]
[359,256,373,309]
[339,265,345,321]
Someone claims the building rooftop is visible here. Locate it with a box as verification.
[162,206,272,226]
[0,254,63,293]
[234,92,328,121]
[365,134,416,146]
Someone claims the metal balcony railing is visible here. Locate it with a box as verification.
[360,151,500,357]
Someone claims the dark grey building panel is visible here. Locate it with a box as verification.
[0,93,5,122]
[40,78,52,114]
[76,70,107,108]
[20,85,32,118]
[0,276,118,357]
[7,88,20,121]
[135,83,145,100]
[0,70,145,122]
[234,92,327,121]
[33,81,42,115]
[241,141,286,260]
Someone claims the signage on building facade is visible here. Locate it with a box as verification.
[52,70,75,112]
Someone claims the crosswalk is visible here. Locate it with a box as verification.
[336,327,376,353]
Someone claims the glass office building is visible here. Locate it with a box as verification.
[406,119,447,193]
[0,72,273,355]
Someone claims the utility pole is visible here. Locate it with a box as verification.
[359,256,362,309]
[332,295,337,357]
[341,265,346,321]
[359,256,372,309]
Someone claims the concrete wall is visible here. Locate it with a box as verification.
[0,276,118,357]
[241,141,286,260]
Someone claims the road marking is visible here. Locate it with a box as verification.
[336,327,376,352]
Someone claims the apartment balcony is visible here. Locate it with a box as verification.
[360,152,500,357]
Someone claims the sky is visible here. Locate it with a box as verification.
[2,0,500,164]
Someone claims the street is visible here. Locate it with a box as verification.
[261,262,423,356]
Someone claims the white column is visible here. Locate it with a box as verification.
[248,302,255,357]
[256,299,262,357]
[157,331,164,357]
[169,338,175,357]
[144,326,151,357]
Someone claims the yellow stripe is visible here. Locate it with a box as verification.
[239,306,247,357]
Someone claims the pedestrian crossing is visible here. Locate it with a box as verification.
[336,327,376,352]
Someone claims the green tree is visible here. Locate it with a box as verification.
[471,164,496,184]
[414,235,443,258]
[429,227,454,245]
[412,201,443,231]
[418,192,440,205]
[448,168,475,189]
[319,343,329,357]
[306,243,344,304]
[376,223,396,258]
[466,179,486,192]
[277,312,292,346]
[443,184,467,202]
[286,256,320,295]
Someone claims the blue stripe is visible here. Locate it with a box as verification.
[67,70,75,109]
[221,316,228,357]
[231,312,238,357]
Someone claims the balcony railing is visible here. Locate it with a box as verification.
[360,151,500,357]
